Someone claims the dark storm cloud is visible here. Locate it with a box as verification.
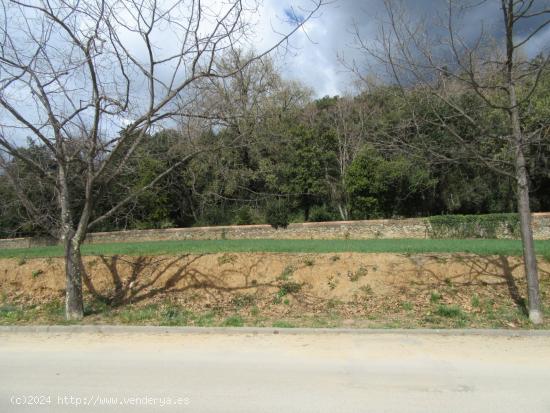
[265,0,550,96]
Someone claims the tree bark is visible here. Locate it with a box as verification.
[503,0,543,324]
[58,162,84,321]
[64,237,84,320]
[511,104,543,324]
[337,203,349,221]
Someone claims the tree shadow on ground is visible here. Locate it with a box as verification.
[403,254,550,315]
[81,254,280,309]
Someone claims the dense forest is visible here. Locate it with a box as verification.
[1,52,549,238]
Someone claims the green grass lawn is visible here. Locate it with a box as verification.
[2,238,550,259]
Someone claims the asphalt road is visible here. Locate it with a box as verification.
[1,328,549,412]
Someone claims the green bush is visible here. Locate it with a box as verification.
[234,207,254,225]
[435,304,466,319]
[266,201,290,229]
[427,213,520,239]
[308,205,336,222]
[277,281,302,298]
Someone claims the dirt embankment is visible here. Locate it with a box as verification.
[1,253,549,320]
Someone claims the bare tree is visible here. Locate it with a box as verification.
[312,96,369,220]
[0,0,323,320]
[350,0,549,323]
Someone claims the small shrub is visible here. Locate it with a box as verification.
[231,294,255,309]
[0,304,18,315]
[348,266,368,282]
[359,284,373,296]
[483,299,496,320]
[234,207,254,225]
[303,258,315,267]
[195,311,216,327]
[84,298,110,316]
[0,305,27,322]
[31,269,44,278]
[330,255,340,262]
[308,206,335,222]
[436,305,465,319]
[17,257,27,266]
[327,275,338,290]
[471,294,480,308]
[427,213,520,239]
[161,306,192,326]
[277,281,302,298]
[402,301,413,311]
[119,305,158,323]
[430,291,442,303]
[278,265,295,281]
[266,201,290,229]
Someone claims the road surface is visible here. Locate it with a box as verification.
[1,328,549,412]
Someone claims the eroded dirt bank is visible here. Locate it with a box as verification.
[1,253,549,327]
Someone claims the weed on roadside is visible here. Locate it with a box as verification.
[231,293,255,309]
[119,305,158,324]
[31,269,44,278]
[277,281,302,299]
[272,320,295,328]
[303,258,315,267]
[430,291,442,303]
[327,275,338,290]
[347,266,368,282]
[194,311,216,327]
[161,306,193,326]
[278,265,295,281]
[359,284,373,296]
[435,304,466,319]
[223,315,244,327]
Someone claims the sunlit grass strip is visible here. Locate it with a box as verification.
[1,238,550,259]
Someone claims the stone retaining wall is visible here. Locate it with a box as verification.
[1,213,549,249]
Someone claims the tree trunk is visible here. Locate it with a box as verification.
[510,90,543,324]
[513,139,543,324]
[65,237,84,320]
[337,203,348,221]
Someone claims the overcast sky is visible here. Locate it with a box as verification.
[256,0,550,97]
[1,0,548,147]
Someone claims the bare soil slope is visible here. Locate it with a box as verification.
[2,253,549,327]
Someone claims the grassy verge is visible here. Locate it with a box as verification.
[2,238,550,259]
[1,297,549,329]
